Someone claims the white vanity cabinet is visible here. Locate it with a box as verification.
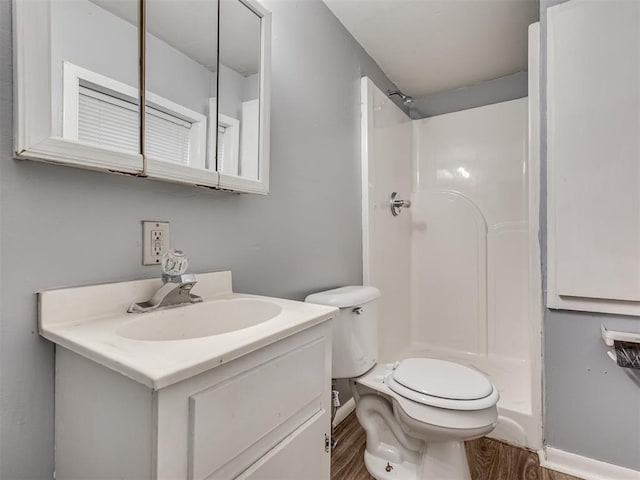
[54,322,332,480]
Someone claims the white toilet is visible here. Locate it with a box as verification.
[305,286,499,480]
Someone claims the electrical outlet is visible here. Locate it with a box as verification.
[142,221,170,265]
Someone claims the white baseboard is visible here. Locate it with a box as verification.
[332,398,355,427]
[538,447,640,480]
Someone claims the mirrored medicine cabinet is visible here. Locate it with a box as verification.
[13,0,271,194]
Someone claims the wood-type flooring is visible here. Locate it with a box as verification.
[331,412,582,480]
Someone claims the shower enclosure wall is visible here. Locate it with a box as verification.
[360,25,542,450]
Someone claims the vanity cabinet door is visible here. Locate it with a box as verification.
[237,411,330,480]
[154,323,332,480]
[187,338,327,479]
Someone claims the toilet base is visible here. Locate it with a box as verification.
[420,441,471,480]
[364,441,471,480]
[352,363,497,480]
[364,450,418,480]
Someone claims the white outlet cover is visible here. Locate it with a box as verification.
[142,221,170,265]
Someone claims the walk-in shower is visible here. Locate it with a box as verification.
[360,25,542,451]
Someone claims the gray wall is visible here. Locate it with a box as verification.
[540,0,640,470]
[410,71,528,119]
[0,0,404,477]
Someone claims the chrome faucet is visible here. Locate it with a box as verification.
[128,250,203,313]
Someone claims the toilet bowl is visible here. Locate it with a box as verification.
[353,361,498,480]
[305,286,499,480]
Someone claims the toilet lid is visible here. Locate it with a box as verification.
[392,358,493,401]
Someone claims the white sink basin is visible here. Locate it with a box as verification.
[39,271,338,389]
[116,298,282,341]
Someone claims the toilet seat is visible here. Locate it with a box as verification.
[386,358,500,411]
[356,362,499,430]
[393,358,493,400]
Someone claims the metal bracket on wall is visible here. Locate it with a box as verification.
[601,325,640,369]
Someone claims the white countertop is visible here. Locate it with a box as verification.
[38,271,337,390]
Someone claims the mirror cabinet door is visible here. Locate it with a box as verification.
[218,0,270,194]
[143,0,220,186]
[15,0,144,173]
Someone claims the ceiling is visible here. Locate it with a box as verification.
[90,0,260,76]
[323,0,538,98]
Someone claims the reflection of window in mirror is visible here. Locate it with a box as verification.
[209,98,239,174]
[51,0,140,153]
[145,0,218,171]
[63,62,207,168]
[218,0,261,180]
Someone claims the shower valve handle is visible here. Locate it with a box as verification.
[390,192,411,216]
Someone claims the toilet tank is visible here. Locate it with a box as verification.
[305,286,381,379]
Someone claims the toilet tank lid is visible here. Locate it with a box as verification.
[305,286,381,308]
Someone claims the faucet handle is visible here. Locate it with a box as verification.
[162,249,189,276]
